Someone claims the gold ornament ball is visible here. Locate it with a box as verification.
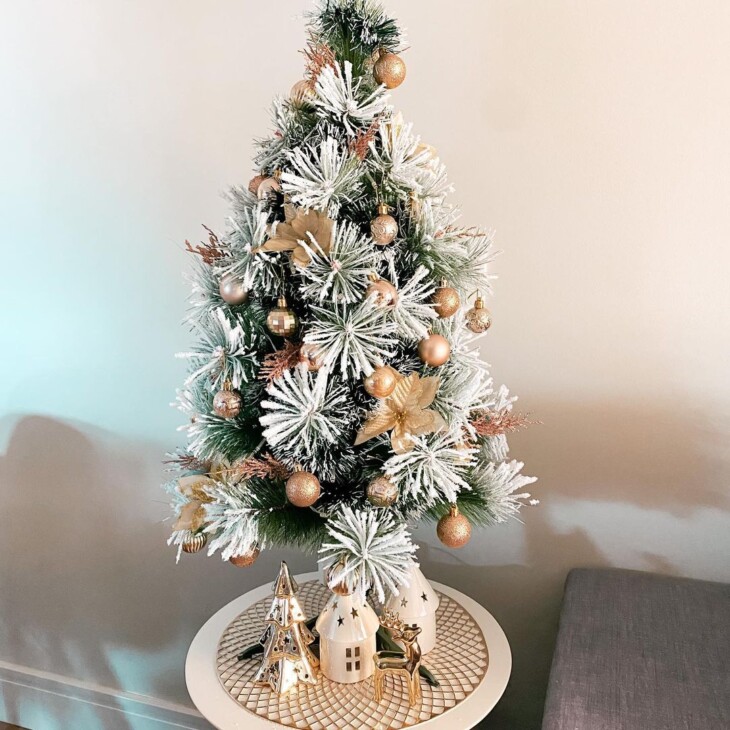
[418,333,451,367]
[466,296,493,334]
[364,366,398,398]
[367,278,399,308]
[229,546,261,568]
[182,532,207,554]
[299,343,324,372]
[257,176,281,201]
[325,563,352,596]
[366,475,399,508]
[267,296,299,337]
[286,471,321,508]
[374,50,407,89]
[432,282,461,319]
[291,79,317,107]
[213,388,243,419]
[248,174,267,196]
[437,506,472,549]
[371,205,398,245]
[219,273,249,306]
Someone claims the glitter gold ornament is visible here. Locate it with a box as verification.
[366,475,399,507]
[363,365,399,399]
[367,275,399,308]
[373,49,407,89]
[219,273,249,306]
[370,203,398,246]
[286,471,321,508]
[466,294,492,334]
[248,174,267,196]
[291,79,317,107]
[213,384,244,419]
[182,532,207,554]
[432,280,460,319]
[257,176,281,201]
[437,505,472,548]
[299,342,324,372]
[230,545,261,568]
[267,296,299,337]
[418,333,451,367]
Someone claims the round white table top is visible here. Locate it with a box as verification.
[186,572,511,730]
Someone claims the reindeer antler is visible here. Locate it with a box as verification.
[380,609,405,631]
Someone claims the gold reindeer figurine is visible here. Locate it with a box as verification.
[373,610,423,706]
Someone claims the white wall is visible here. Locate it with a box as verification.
[2,2,729,728]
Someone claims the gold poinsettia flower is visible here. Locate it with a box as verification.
[354,373,446,454]
[173,475,215,532]
[254,205,334,268]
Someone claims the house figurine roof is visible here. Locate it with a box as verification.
[315,592,380,643]
[385,563,439,620]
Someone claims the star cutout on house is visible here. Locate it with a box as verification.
[401,597,408,608]
[337,616,344,627]
[351,607,359,619]
[332,601,338,610]
[421,592,428,602]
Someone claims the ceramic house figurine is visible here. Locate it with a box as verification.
[385,563,439,654]
[315,582,380,684]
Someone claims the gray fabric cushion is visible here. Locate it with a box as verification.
[542,568,730,730]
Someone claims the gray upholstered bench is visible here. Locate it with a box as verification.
[542,568,730,730]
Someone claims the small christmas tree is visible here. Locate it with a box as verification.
[254,562,319,694]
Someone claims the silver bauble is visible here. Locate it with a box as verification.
[219,274,249,306]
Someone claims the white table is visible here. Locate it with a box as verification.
[186,572,511,730]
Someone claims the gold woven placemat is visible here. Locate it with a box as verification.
[217,580,489,729]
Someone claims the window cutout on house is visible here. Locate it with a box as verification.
[355,660,361,670]
[346,648,352,658]
[346,662,352,672]
[354,647,361,657]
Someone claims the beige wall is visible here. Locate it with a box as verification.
[2,1,729,728]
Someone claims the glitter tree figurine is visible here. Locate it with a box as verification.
[254,562,319,694]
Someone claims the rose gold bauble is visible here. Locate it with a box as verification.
[366,475,399,508]
[291,79,317,107]
[367,278,399,308]
[370,204,398,245]
[267,296,299,337]
[181,532,207,554]
[373,50,407,89]
[229,546,261,568]
[299,343,324,371]
[363,366,398,398]
[219,273,249,306]
[432,281,460,319]
[466,296,492,333]
[437,505,472,549]
[285,471,321,508]
[213,388,243,419]
[248,174,267,196]
[418,333,451,367]
[257,177,281,201]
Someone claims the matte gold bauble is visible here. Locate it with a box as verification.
[373,50,407,89]
[291,79,317,107]
[432,280,460,319]
[367,277,399,308]
[229,546,261,568]
[299,343,324,372]
[219,273,249,306]
[363,366,398,398]
[437,505,472,549]
[182,532,207,554]
[213,387,243,419]
[285,471,321,508]
[370,203,398,246]
[248,174,267,196]
[466,295,493,334]
[267,296,299,337]
[418,333,451,367]
[257,177,281,201]
[366,475,399,508]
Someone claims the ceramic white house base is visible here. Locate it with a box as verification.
[385,563,439,654]
[315,592,380,684]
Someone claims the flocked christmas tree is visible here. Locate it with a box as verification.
[166,0,537,600]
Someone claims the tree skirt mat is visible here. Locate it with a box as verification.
[216,579,489,729]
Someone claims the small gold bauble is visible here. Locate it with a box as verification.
[219,273,249,306]
[366,475,399,508]
[437,505,472,549]
[257,177,281,201]
[418,333,451,367]
[290,79,317,107]
[466,296,493,334]
[248,174,267,196]
[285,471,321,508]
[373,50,407,89]
[182,532,207,554]
[432,280,460,319]
[299,343,324,372]
[267,296,299,337]
[371,204,398,246]
[363,366,398,398]
[229,546,261,568]
[367,277,399,308]
[325,563,352,596]
[213,388,243,419]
